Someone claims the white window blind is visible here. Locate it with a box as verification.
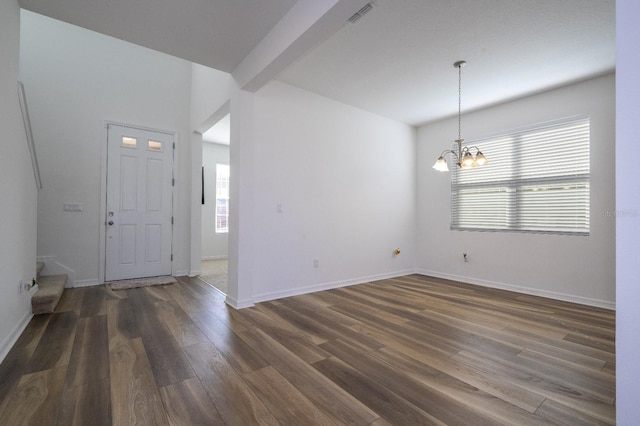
[451,116,590,235]
[215,164,230,233]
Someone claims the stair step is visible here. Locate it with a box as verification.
[31,274,67,315]
[36,261,45,280]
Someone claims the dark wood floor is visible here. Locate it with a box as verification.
[0,274,615,425]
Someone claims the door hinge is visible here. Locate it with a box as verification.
[172,178,175,186]
[171,216,174,225]
[171,254,173,261]
[173,142,175,150]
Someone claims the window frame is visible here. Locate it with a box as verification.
[450,116,591,236]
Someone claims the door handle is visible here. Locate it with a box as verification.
[108,221,114,226]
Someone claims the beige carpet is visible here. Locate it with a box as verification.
[108,275,177,290]
[199,259,228,294]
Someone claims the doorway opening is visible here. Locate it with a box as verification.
[199,114,230,294]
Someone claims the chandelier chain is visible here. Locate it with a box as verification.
[458,63,462,141]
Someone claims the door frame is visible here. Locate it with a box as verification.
[99,120,178,283]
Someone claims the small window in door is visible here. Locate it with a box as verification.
[122,137,137,148]
[148,140,163,151]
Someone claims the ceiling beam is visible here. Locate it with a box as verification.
[232,0,371,92]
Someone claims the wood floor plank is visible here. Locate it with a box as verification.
[313,356,445,425]
[535,398,614,426]
[517,347,615,396]
[183,341,280,425]
[369,346,551,425]
[191,308,269,374]
[319,339,499,426]
[331,303,463,356]
[79,285,107,318]
[56,379,111,426]
[241,303,332,364]
[452,350,616,423]
[274,298,385,352]
[54,287,85,314]
[237,328,380,425]
[54,315,111,425]
[256,301,331,345]
[64,316,110,387]
[159,377,225,425]
[377,345,546,414]
[144,286,209,348]
[0,366,67,426]
[128,288,195,387]
[106,297,139,345]
[109,337,169,426]
[0,346,31,420]
[243,365,339,425]
[25,311,78,374]
[170,277,252,333]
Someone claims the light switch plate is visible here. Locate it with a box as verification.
[63,202,83,212]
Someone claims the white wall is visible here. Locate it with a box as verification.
[0,0,39,361]
[201,142,230,259]
[19,11,192,283]
[240,81,416,303]
[190,63,232,132]
[616,0,640,421]
[417,74,615,308]
[189,63,232,275]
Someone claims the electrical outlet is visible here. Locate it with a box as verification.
[463,252,468,262]
[19,280,29,294]
[313,258,319,268]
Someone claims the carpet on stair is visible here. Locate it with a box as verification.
[32,274,67,315]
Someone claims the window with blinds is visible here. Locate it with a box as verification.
[451,116,590,235]
[215,164,230,233]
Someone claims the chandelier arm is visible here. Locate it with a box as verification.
[439,149,460,162]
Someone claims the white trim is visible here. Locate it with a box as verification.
[416,269,615,310]
[201,256,228,261]
[225,294,254,309]
[70,279,101,288]
[174,270,189,277]
[251,269,416,305]
[0,311,33,364]
[18,82,42,190]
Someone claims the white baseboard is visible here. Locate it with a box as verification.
[224,294,254,310]
[251,269,416,305]
[174,270,189,277]
[201,256,228,261]
[0,310,33,364]
[416,269,615,310]
[71,279,100,288]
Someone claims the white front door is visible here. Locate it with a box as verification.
[105,124,174,281]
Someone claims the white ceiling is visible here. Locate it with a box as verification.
[19,0,615,127]
[277,0,615,126]
[203,114,231,145]
[18,0,298,73]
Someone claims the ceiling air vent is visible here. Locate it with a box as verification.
[348,3,373,23]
